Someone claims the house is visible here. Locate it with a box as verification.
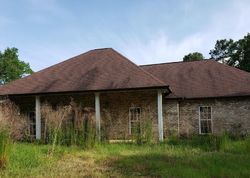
[0,48,250,141]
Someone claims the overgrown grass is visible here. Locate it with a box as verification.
[0,137,250,177]
[0,130,11,169]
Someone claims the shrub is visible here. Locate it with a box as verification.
[0,100,28,141]
[0,129,11,169]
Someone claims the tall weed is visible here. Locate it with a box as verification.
[134,117,153,145]
[41,100,97,151]
[41,103,72,155]
[0,100,28,140]
[0,130,11,169]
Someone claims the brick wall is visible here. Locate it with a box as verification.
[164,97,250,136]
[11,92,250,140]
[100,90,158,140]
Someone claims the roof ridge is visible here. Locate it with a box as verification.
[141,59,250,76]
[140,59,212,67]
[35,48,114,74]
[35,49,94,73]
[110,48,168,86]
[89,48,113,51]
[210,60,250,76]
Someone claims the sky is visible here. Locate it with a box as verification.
[0,0,250,71]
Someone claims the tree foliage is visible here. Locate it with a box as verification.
[183,52,204,62]
[210,33,250,72]
[0,48,33,84]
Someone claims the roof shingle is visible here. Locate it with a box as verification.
[0,48,168,95]
[141,60,250,99]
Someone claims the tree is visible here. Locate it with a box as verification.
[209,33,250,72]
[183,52,204,62]
[209,39,236,61]
[0,47,33,84]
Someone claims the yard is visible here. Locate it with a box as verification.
[1,136,250,178]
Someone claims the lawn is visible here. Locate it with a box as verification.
[0,137,250,178]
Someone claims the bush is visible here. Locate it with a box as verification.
[0,130,11,169]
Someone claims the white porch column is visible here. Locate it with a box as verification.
[95,93,101,140]
[35,96,41,140]
[157,90,164,141]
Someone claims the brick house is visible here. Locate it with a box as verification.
[0,48,250,141]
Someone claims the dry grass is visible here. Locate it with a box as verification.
[40,99,97,150]
[0,100,28,169]
[0,130,10,169]
[0,99,28,140]
[41,102,72,154]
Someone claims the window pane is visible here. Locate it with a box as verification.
[200,120,212,134]
[131,122,140,134]
[200,107,211,120]
[199,107,212,134]
[130,108,140,121]
[207,113,211,119]
[136,108,141,114]
[129,107,141,135]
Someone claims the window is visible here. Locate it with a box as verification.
[28,111,36,138]
[199,106,212,134]
[129,107,141,135]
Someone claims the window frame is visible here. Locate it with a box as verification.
[128,107,141,135]
[198,106,213,134]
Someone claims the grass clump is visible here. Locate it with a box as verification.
[0,130,11,169]
[167,134,226,151]
[167,133,250,153]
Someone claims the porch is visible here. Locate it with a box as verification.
[9,89,166,142]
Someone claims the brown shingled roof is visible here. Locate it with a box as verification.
[0,48,168,96]
[141,60,250,99]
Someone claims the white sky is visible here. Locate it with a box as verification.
[0,0,250,71]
